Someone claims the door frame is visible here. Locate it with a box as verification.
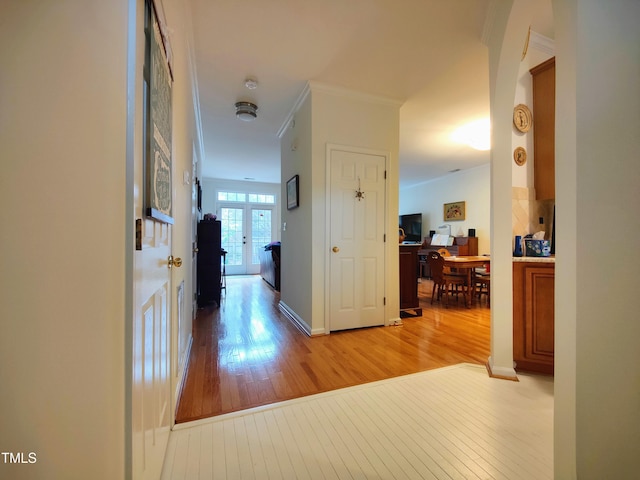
[324,144,390,334]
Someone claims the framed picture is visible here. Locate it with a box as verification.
[286,174,299,210]
[444,201,466,221]
[145,1,174,224]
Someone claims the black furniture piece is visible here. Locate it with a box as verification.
[197,220,222,306]
[259,242,280,291]
[399,244,422,317]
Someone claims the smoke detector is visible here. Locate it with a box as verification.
[244,77,258,90]
[235,101,258,121]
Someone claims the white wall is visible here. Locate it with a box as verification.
[399,164,491,254]
[555,0,640,478]
[512,39,553,189]
[159,0,201,418]
[280,82,401,334]
[0,2,129,478]
[0,0,200,477]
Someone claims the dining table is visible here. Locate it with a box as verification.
[443,255,490,307]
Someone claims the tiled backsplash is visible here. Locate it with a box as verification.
[512,187,554,240]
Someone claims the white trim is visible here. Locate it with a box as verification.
[277,81,404,139]
[308,80,404,107]
[172,333,192,425]
[277,82,311,138]
[278,301,324,336]
[487,355,518,380]
[530,30,555,56]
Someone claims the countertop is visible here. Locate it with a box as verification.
[513,256,555,263]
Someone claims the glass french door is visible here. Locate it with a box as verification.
[220,205,273,275]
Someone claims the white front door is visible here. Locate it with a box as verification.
[328,147,387,331]
[220,205,273,275]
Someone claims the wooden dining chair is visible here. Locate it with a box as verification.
[426,251,445,304]
[474,264,491,307]
[426,251,467,307]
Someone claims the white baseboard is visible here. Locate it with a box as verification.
[486,355,518,381]
[174,334,193,405]
[278,301,325,336]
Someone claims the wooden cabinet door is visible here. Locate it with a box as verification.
[513,262,555,374]
[531,57,556,200]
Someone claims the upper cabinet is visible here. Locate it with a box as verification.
[530,57,555,200]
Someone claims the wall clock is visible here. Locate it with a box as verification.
[513,104,532,133]
[514,146,527,166]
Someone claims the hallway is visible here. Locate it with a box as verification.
[176,275,491,423]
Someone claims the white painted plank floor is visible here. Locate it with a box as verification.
[162,364,553,479]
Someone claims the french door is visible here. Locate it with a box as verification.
[220,205,273,275]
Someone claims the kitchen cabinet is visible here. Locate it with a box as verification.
[530,57,555,200]
[513,259,555,374]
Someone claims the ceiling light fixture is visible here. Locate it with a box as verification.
[451,118,491,151]
[235,101,258,121]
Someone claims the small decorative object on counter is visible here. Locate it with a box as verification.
[525,239,551,257]
[513,235,524,257]
[399,227,406,243]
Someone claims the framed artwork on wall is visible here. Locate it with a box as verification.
[286,174,299,210]
[444,201,466,221]
[145,2,174,224]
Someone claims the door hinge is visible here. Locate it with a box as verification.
[135,218,142,250]
[384,170,387,179]
[383,233,386,242]
[383,297,386,306]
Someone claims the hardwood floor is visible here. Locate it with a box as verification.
[175,275,491,423]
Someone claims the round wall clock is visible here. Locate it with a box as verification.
[514,146,527,166]
[513,104,532,133]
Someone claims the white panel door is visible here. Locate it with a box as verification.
[132,8,172,475]
[329,148,386,331]
[132,223,172,480]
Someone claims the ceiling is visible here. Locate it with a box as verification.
[187,0,552,189]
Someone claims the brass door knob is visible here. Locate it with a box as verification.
[332,246,340,253]
[168,255,183,268]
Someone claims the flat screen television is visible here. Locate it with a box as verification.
[399,213,422,243]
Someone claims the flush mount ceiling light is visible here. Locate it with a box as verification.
[235,101,258,121]
[451,118,491,151]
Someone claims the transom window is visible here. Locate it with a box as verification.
[218,191,274,204]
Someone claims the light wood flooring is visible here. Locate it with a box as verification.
[176,275,491,423]
[163,364,554,479]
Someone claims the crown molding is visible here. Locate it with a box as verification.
[277,81,404,139]
[529,30,555,56]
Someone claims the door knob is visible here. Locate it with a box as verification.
[332,246,340,253]
[168,255,183,268]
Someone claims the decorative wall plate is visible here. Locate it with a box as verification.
[514,146,527,166]
[513,104,532,133]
